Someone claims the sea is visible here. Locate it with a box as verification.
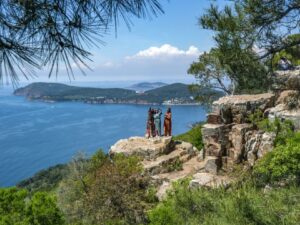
[0,83,207,187]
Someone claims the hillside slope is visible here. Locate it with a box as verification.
[14,82,208,104]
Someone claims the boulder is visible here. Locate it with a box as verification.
[202,124,232,157]
[204,156,221,174]
[247,150,257,166]
[198,149,205,161]
[229,124,253,162]
[272,69,300,91]
[156,181,171,201]
[257,132,276,159]
[190,172,231,188]
[276,90,299,105]
[268,104,300,130]
[212,93,275,124]
[244,131,263,156]
[244,131,275,166]
[109,136,173,160]
[206,113,222,124]
[142,141,196,175]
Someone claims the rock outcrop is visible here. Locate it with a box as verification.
[190,172,231,188]
[109,136,207,200]
[202,93,277,173]
[200,69,300,173]
[272,69,300,92]
[110,136,174,160]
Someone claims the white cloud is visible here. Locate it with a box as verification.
[102,61,115,67]
[126,44,201,60]
[86,44,203,81]
[25,44,203,82]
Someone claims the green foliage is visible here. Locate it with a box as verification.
[58,150,154,225]
[191,1,300,99]
[188,49,232,95]
[0,188,28,225]
[254,132,300,185]
[247,109,264,128]
[164,158,183,172]
[0,188,65,225]
[258,118,294,146]
[27,192,65,225]
[248,110,294,146]
[17,164,69,193]
[174,125,204,150]
[145,186,159,203]
[272,34,300,68]
[190,4,270,97]
[148,181,300,225]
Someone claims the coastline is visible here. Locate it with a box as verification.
[22,96,201,106]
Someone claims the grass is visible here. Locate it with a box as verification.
[148,180,300,225]
[173,124,203,150]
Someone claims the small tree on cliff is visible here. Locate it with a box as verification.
[0,0,163,85]
[189,0,299,101]
[189,3,269,98]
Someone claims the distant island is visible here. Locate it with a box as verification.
[127,82,167,93]
[14,82,220,105]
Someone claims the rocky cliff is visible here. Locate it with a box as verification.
[108,69,300,199]
[202,69,300,173]
[109,136,231,199]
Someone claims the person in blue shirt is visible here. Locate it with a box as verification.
[153,108,162,136]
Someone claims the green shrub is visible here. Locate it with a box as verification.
[0,188,65,225]
[174,125,203,150]
[17,164,69,193]
[258,117,294,146]
[148,181,300,225]
[57,150,154,225]
[163,158,183,172]
[254,132,300,185]
[248,110,294,146]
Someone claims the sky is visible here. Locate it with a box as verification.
[18,0,228,85]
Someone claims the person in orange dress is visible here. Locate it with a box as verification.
[164,107,172,136]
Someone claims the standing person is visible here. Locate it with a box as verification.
[164,107,172,136]
[153,109,162,136]
[278,57,293,70]
[146,108,155,138]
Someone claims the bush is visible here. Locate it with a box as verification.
[58,150,156,225]
[148,180,300,225]
[0,188,65,225]
[17,164,69,193]
[248,110,294,146]
[254,132,300,185]
[174,125,203,150]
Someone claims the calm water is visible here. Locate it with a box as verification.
[0,87,206,186]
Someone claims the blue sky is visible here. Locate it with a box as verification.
[24,0,228,84]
